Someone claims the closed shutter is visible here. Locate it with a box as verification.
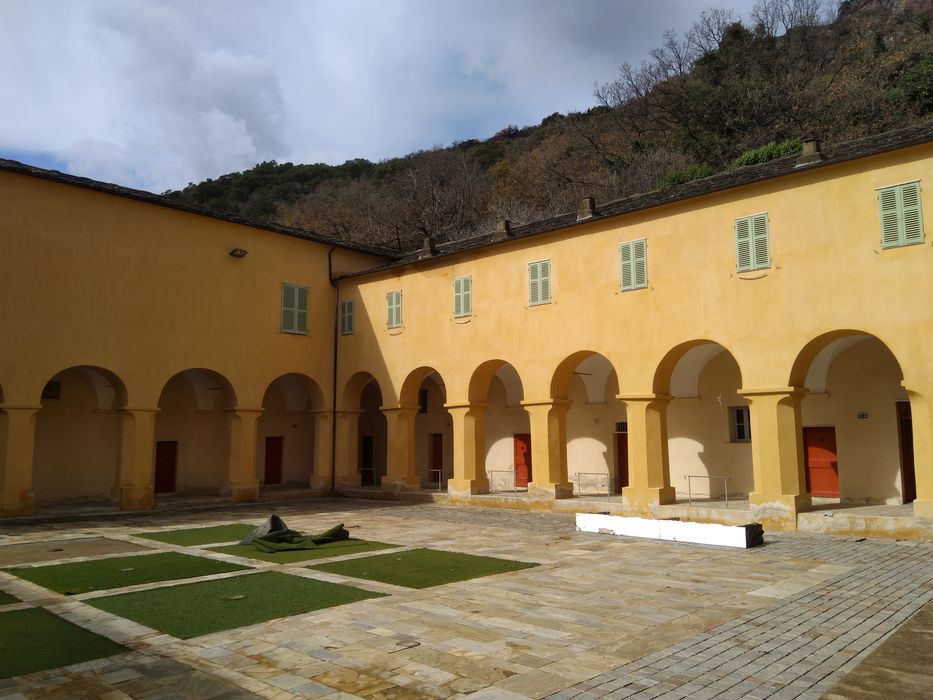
[528,262,540,304]
[387,290,402,328]
[751,213,770,268]
[735,217,752,271]
[620,242,633,290]
[735,214,768,271]
[901,181,924,245]
[454,276,471,317]
[879,186,901,247]
[296,285,308,333]
[620,240,647,290]
[879,182,924,248]
[539,260,551,303]
[340,300,354,335]
[281,284,296,331]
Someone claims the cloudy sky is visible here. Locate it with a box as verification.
[1,0,761,193]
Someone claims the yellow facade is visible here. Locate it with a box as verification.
[1,130,931,533]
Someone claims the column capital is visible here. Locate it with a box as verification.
[738,386,804,399]
[380,404,419,415]
[616,393,672,403]
[225,406,265,416]
[309,409,332,417]
[444,401,488,412]
[0,403,43,412]
[335,408,364,416]
[520,398,571,409]
[119,406,161,414]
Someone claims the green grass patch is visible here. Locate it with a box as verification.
[134,523,256,546]
[0,590,19,605]
[310,548,538,589]
[0,608,127,678]
[209,538,398,563]
[8,552,247,595]
[89,571,384,639]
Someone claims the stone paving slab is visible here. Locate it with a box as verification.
[0,537,151,567]
[0,500,930,699]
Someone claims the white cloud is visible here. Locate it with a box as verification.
[0,0,760,192]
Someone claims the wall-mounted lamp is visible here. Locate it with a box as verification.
[229,248,248,258]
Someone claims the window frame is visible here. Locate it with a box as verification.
[280,282,309,335]
[734,212,770,272]
[453,275,472,318]
[730,406,751,443]
[339,299,355,336]
[528,259,552,306]
[877,180,924,249]
[619,239,648,291]
[386,289,402,329]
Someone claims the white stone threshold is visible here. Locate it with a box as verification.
[576,512,764,548]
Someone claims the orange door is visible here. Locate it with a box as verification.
[264,436,283,485]
[514,433,532,487]
[616,432,629,489]
[154,441,177,494]
[804,426,839,497]
[429,433,443,483]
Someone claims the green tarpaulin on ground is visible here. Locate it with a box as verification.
[251,523,350,552]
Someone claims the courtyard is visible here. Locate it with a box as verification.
[0,499,930,699]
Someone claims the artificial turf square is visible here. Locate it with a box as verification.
[310,548,539,589]
[208,538,399,563]
[8,552,248,595]
[89,571,385,639]
[133,523,256,546]
[0,590,19,605]
[0,607,127,678]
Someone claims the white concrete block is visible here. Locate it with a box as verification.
[576,513,762,548]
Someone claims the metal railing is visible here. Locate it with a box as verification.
[427,468,444,491]
[574,472,611,500]
[684,474,731,508]
[488,466,526,496]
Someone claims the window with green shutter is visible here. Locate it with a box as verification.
[280,282,309,334]
[734,213,770,272]
[453,275,472,317]
[339,299,354,335]
[386,290,402,329]
[878,181,924,248]
[528,260,551,306]
[619,239,648,291]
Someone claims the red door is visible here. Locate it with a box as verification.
[616,432,629,489]
[154,441,177,494]
[429,433,443,483]
[264,436,283,485]
[804,427,839,497]
[514,433,532,487]
[897,401,916,503]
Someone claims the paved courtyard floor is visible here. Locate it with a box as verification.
[0,499,930,699]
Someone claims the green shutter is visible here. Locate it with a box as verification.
[281,284,296,332]
[751,213,770,269]
[340,300,354,335]
[620,242,633,290]
[296,286,308,333]
[453,278,463,317]
[453,276,471,317]
[901,181,924,245]
[633,239,647,288]
[539,261,551,303]
[462,275,472,315]
[387,290,401,328]
[735,217,752,271]
[879,186,901,247]
[528,262,540,304]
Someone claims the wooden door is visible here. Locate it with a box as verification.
[360,435,374,485]
[616,432,629,489]
[513,433,532,487]
[897,401,916,503]
[803,427,839,497]
[429,433,443,483]
[264,436,283,485]
[154,441,177,494]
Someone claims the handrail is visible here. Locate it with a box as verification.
[427,468,443,492]
[488,467,523,496]
[683,474,731,508]
[575,471,610,500]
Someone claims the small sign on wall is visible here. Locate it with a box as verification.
[857,412,869,420]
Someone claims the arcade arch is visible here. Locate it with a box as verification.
[258,374,324,489]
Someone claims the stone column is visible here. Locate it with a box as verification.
[521,399,573,500]
[118,406,159,511]
[334,409,363,489]
[904,387,933,520]
[446,402,489,498]
[381,405,420,492]
[619,394,675,515]
[225,407,263,502]
[741,387,809,530]
[0,404,41,516]
[308,409,333,491]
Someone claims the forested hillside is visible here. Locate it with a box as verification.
[167,0,933,251]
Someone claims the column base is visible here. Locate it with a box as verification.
[120,485,154,511]
[447,477,490,498]
[749,492,809,530]
[0,490,36,517]
[528,481,574,500]
[621,485,676,516]
[228,479,260,503]
[912,499,933,520]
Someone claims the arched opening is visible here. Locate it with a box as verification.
[32,366,127,506]
[469,360,531,491]
[550,352,626,496]
[155,369,236,496]
[793,332,913,505]
[258,374,324,490]
[655,341,750,504]
[341,372,387,487]
[400,368,452,488]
